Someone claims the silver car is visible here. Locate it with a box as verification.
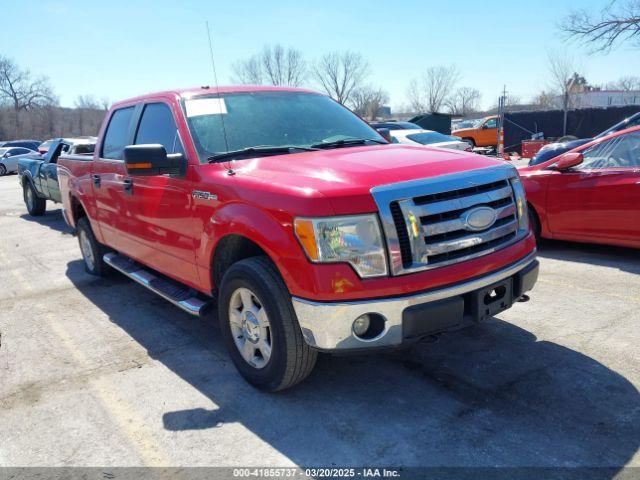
[0,147,38,175]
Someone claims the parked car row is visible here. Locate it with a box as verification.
[370,121,472,152]
[17,137,96,214]
[528,111,640,166]
[520,125,640,249]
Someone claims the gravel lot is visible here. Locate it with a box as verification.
[1,172,639,472]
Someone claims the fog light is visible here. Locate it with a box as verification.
[352,315,371,337]
[352,313,386,340]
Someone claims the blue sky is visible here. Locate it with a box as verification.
[2,0,639,111]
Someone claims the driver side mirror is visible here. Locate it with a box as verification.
[124,144,184,176]
[554,152,584,170]
[376,128,392,143]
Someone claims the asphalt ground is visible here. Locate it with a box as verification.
[1,172,639,476]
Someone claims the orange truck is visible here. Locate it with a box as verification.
[452,115,499,149]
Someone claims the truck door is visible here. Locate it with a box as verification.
[546,131,640,242]
[91,105,137,251]
[43,142,67,202]
[122,101,199,288]
[479,117,498,147]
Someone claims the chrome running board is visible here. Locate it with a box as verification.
[103,252,213,316]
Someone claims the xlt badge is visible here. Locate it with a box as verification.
[192,190,218,201]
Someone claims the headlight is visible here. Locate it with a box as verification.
[509,175,529,231]
[294,214,388,278]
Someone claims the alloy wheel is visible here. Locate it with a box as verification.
[228,287,272,369]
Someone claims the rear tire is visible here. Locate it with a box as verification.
[218,256,317,391]
[76,217,112,276]
[23,181,46,216]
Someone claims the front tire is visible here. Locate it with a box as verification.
[0,164,7,176]
[218,256,317,391]
[462,138,475,149]
[23,181,46,216]
[76,217,112,276]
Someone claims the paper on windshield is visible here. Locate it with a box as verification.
[185,98,227,117]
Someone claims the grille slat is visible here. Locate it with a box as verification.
[388,175,521,272]
[414,185,513,217]
[390,201,413,267]
[423,203,516,237]
[424,219,518,256]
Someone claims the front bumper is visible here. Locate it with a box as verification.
[292,251,538,351]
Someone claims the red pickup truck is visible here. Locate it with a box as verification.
[58,86,538,391]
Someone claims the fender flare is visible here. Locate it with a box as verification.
[199,202,306,292]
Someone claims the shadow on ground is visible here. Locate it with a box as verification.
[19,208,73,235]
[66,259,639,471]
[537,239,640,274]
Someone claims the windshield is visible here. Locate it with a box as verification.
[183,92,384,163]
[0,148,8,155]
[406,132,457,145]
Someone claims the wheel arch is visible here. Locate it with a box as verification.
[201,203,307,296]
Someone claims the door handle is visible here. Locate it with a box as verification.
[92,174,101,187]
[123,178,133,194]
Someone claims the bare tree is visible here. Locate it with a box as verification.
[560,0,640,52]
[446,87,481,116]
[312,51,369,105]
[262,45,306,86]
[547,51,583,134]
[407,66,460,114]
[73,95,108,135]
[74,94,101,109]
[606,75,640,90]
[351,86,389,120]
[423,66,460,113]
[533,90,559,108]
[0,55,56,111]
[405,78,425,112]
[232,45,307,86]
[232,55,263,84]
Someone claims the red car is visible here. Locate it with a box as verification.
[519,126,640,249]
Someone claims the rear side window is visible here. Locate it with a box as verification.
[135,103,183,154]
[102,107,135,160]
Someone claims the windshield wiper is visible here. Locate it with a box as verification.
[207,145,319,163]
[310,138,387,149]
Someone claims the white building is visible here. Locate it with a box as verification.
[570,90,640,109]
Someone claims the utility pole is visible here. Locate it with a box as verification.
[498,85,507,159]
[563,75,576,136]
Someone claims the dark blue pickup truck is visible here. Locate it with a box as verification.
[18,137,96,216]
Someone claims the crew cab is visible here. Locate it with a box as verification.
[58,86,538,391]
[18,137,96,216]
[520,126,640,249]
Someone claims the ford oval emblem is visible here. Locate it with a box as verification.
[461,206,497,231]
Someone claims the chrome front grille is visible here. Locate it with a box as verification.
[371,165,528,275]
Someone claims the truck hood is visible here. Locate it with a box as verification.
[451,128,477,136]
[233,144,507,214]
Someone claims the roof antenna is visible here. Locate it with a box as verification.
[205,21,234,175]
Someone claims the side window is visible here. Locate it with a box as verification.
[135,103,184,155]
[484,118,497,129]
[102,107,135,160]
[579,132,640,170]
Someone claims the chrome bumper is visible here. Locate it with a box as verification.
[292,251,537,351]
